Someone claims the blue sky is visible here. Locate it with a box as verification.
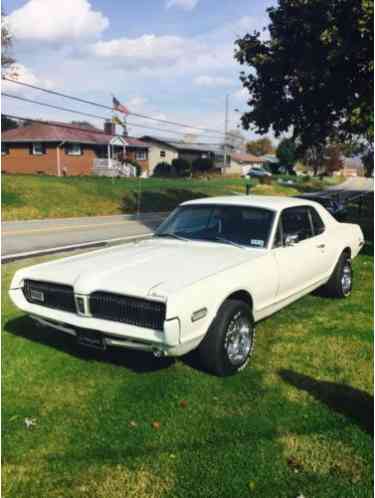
[2,0,276,142]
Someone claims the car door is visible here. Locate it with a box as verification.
[308,205,337,279]
[272,206,329,302]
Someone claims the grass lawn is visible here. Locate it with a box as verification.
[2,243,373,497]
[2,174,343,221]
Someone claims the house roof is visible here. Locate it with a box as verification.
[231,151,264,164]
[140,136,179,151]
[2,121,149,148]
[140,135,224,155]
[167,141,223,154]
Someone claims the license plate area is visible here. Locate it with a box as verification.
[76,329,106,350]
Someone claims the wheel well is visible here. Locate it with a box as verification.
[226,290,253,310]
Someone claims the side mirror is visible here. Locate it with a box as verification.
[284,234,299,247]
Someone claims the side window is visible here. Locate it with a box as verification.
[309,207,325,235]
[281,207,313,243]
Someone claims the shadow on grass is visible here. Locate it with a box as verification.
[279,369,374,436]
[5,315,176,374]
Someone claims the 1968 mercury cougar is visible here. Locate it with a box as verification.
[9,196,364,376]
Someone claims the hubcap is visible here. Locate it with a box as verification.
[341,261,352,296]
[224,311,252,366]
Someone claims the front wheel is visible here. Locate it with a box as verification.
[198,299,255,376]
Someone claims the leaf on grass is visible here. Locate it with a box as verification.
[128,420,138,428]
[248,480,256,490]
[24,417,36,429]
[151,421,161,430]
[179,400,188,408]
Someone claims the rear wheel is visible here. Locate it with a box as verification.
[198,299,255,376]
[321,252,353,298]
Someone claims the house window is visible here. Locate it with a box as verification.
[1,143,9,155]
[160,150,166,158]
[66,143,82,156]
[135,149,147,161]
[32,143,45,155]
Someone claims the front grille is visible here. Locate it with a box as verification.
[89,291,166,331]
[23,279,76,313]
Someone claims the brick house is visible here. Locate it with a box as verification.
[1,120,150,176]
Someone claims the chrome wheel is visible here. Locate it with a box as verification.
[224,311,252,366]
[341,261,352,296]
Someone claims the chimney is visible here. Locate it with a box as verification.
[104,119,115,135]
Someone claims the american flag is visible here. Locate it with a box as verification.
[112,95,129,115]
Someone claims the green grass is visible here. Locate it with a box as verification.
[2,174,344,221]
[2,245,373,497]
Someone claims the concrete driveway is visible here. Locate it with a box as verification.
[328,177,374,192]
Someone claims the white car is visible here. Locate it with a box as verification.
[9,196,364,376]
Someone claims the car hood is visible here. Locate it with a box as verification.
[17,238,265,298]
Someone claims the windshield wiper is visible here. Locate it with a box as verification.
[154,233,189,242]
[213,236,246,249]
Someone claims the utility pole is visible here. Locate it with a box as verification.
[223,94,229,175]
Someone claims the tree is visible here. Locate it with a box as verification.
[235,0,373,154]
[302,145,326,176]
[246,137,274,156]
[153,162,176,177]
[192,157,214,173]
[324,145,343,176]
[362,148,374,177]
[1,11,15,76]
[276,138,296,168]
[172,158,191,177]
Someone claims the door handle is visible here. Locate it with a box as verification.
[317,244,326,249]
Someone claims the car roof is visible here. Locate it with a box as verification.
[182,195,322,211]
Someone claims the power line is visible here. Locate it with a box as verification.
[1,113,227,147]
[2,93,227,142]
[2,76,237,138]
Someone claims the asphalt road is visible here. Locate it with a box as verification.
[2,177,373,259]
[2,213,167,258]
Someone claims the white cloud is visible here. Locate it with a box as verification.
[7,0,109,41]
[90,34,202,69]
[2,63,55,93]
[193,75,233,87]
[128,96,148,109]
[166,0,199,10]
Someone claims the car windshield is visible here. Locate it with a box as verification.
[155,204,275,249]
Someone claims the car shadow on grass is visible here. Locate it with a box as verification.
[4,315,176,374]
[279,369,374,436]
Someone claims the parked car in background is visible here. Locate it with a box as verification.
[247,167,272,178]
[296,194,347,220]
[9,196,363,376]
